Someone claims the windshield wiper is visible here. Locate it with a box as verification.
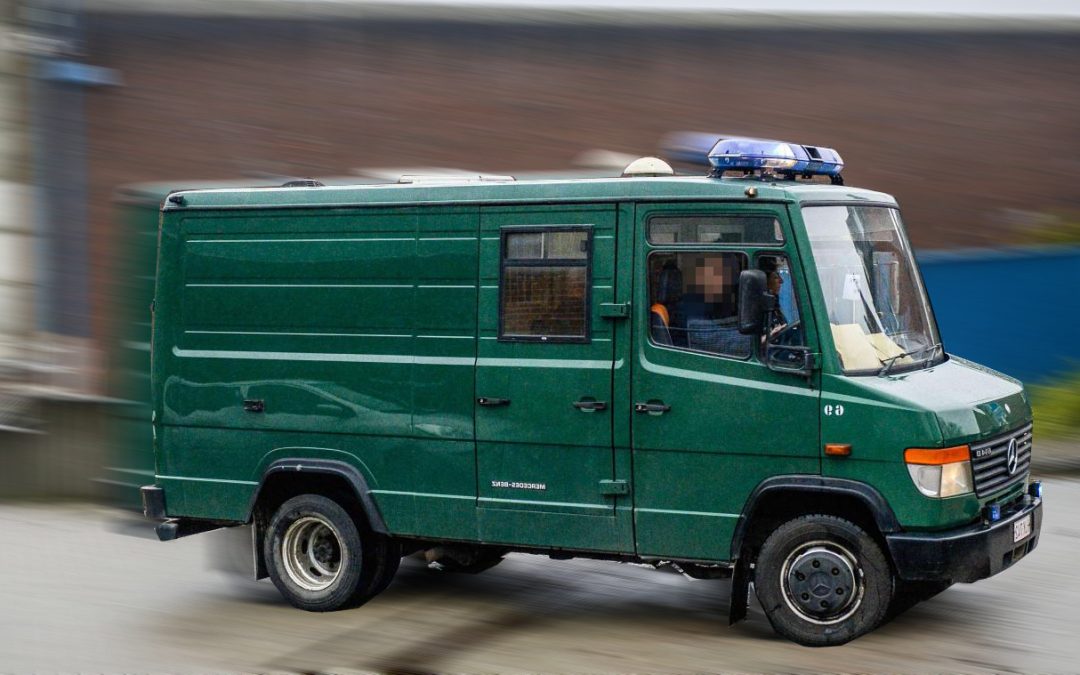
[879,342,942,376]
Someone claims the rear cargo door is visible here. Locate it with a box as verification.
[475,204,632,552]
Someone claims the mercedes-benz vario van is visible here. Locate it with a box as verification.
[143,139,1042,646]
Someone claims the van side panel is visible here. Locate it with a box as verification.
[153,206,480,538]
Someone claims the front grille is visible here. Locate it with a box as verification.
[969,423,1033,497]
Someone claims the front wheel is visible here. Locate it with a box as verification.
[754,514,894,646]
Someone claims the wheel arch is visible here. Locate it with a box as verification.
[731,475,901,559]
[246,458,389,535]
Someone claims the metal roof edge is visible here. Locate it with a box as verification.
[157,177,890,212]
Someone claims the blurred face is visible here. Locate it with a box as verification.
[693,258,726,302]
[768,272,783,295]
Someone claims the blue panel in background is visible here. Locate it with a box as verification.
[917,245,1080,385]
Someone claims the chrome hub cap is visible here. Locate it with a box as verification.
[780,541,863,624]
[282,516,344,591]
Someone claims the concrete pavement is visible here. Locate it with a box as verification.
[1,472,1078,672]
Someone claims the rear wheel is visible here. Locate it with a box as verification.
[368,538,403,596]
[265,494,390,611]
[754,514,894,646]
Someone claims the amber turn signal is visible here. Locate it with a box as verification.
[824,443,852,457]
[904,445,970,465]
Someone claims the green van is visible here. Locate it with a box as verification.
[143,146,1042,646]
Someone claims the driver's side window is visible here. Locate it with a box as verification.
[646,251,752,359]
[645,251,806,363]
[757,255,807,366]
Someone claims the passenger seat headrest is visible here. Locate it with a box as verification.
[657,264,683,304]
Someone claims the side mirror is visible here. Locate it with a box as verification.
[738,269,776,335]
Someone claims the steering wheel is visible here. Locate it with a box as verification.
[766,321,805,366]
[769,320,802,346]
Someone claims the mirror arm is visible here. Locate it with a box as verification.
[764,344,820,383]
[803,352,819,384]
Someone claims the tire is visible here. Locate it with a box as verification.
[367,538,403,597]
[264,494,384,611]
[754,514,894,647]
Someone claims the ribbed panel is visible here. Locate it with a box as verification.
[970,424,1033,497]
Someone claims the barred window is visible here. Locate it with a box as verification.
[499,228,591,342]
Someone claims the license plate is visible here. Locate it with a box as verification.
[1013,514,1032,543]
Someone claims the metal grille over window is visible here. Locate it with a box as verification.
[969,424,1033,497]
[500,228,591,341]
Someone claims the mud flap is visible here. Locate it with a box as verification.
[253,516,268,580]
[729,557,752,625]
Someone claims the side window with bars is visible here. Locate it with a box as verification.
[499,227,592,342]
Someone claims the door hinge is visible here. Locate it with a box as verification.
[599,479,629,496]
[599,302,630,319]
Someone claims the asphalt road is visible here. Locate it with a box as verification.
[2,473,1078,673]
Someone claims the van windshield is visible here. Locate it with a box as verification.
[803,205,943,375]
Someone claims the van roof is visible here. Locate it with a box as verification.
[161,175,896,212]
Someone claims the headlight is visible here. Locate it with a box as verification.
[904,445,973,498]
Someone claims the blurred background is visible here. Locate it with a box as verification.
[0,0,1078,671]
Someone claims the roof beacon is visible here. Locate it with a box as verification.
[621,156,675,177]
[707,137,844,184]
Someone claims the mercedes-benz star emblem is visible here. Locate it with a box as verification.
[1006,437,1019,475]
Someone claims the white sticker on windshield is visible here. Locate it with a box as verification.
[842,273,862,301]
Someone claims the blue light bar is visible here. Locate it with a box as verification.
[707,137,844,178]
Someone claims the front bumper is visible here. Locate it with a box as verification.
[886,494,1042,583]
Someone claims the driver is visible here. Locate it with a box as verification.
[766,271,789,336]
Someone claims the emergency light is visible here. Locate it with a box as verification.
[1029,480,1043,499]
[707,137,844,179]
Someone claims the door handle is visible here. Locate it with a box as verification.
[572,400,608,412]
[634,401,670,414]
[243,399,265,413]
[477,397,511,407]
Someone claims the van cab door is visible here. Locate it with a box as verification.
[630,202,822,561]
[475,204,633,552]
